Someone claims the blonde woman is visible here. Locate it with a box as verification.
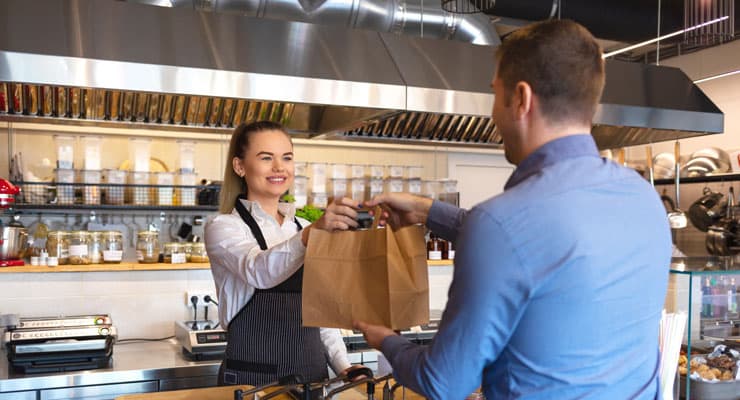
[205,121,364,386]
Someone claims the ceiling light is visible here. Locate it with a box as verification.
[602,15,729,59]
[693,69,740,84]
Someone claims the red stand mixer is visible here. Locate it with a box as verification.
[1,178,27,266]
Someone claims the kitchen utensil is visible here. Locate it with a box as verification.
[705,187,737,256]
[668,141,688,229]
[646,145,654,187]
[653,152,675,179]
[0,225,29,265]
[688,187,725,232]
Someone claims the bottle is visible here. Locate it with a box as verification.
[701,277,712,318]
[729,278,737,316]
[447,240,455,260]
[427,234,442,261]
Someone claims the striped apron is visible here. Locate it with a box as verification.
[218,197,329,386]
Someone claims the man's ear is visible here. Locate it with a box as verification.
[513,81,533,120]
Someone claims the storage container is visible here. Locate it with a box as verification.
[309,162,327,194]
[330,163,347,179]
[177,140,196,173]
[89,231,103,264]
[80,136,101,170]
[46,231,69,265]
[386,178,404,193]
[54,135,75,169]
[128,171,151,205]
[103,169,127,205]
[369,165,385,179]
[388,165,405,179]
[101,231,124,264]
[351,178,366,202]
[406,178,422,194]
[54,168,75,205]
[128,138,151,172]
[293,175,309,208]
[329,178,348,200]
[153,171,174,206]
[79,169,101,205]
[350,164,366,179]
[190,242,209,263]
[176,170,197,206]
[136,231,160,263]
[69,231,92,265]
[163,242,186,264]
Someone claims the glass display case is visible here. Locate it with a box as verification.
[667,257,740,399]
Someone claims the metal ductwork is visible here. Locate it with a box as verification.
[127,0,501,46]
[0,0,725,150]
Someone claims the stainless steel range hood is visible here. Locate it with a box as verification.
[0,0,724,149]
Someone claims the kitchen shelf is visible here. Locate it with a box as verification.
[0,262,211,273]
[654,172,740,185]
[427,259,454,266]
[12,204,218,212]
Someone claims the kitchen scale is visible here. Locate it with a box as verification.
[174,320,227,361]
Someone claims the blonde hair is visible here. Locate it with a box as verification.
[218,121,290,213]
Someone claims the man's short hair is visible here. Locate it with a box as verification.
[495,19,605,126]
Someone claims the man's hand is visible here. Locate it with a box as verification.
[340,364,372,382]
[365,193,433,230]
[301,197,360,246]
[353,320,397,351]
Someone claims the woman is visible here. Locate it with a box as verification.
[205,121,363,386]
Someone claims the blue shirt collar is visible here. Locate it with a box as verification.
[504,134,600,190]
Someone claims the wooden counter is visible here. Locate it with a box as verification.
[116,382,425,399]
[0,262,210,273]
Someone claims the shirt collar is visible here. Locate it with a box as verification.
[234,198,297,224]
[504,134,600,190]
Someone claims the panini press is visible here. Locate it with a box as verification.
[3,315,116,374]
[175,320,226,361]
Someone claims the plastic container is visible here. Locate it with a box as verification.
[46,231,69,265]
[176,170,197,206]
[422,180,439,199]
[136,231,160,263]
[54,168,75,205]
[350,164,366,179]
[388,165,405,179]
[54,135,75,169]
[104,169,127,205]
[311,192,328,208]
[128,171,151,205]
[294,161,307,177]
[153,171,174,206]
[406,178,422,194]
[163,242,186,264]
[293,175,309,208]
[438,179,459,206]
[177,140,196,173]
[128,138,151,172]
[351,178,366,202]
[386,178,404,193]
[329,178,348,200]
[79,169,101,205]
[190,242,209,263]
[309,162,327,194]
[407,166,423,179]
[89,231,103,264]
[330,163,347,179]
[369,178,384,199]
[369,165,385,179]
[69,231,92,265]
[80,136,101,170]
[101,231,124,264]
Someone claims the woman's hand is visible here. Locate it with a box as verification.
[301,197,361,246]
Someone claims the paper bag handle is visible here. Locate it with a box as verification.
[371,205,383,229]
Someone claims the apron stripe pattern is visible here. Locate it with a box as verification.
[218,195,329,386]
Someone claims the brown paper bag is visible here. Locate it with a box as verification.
[302,224,429,330]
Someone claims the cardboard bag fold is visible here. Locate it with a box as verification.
[302,224,429,330]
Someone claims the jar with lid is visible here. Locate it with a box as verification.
[89,231,103,264]
[68,231,92,265]
[190,242,209,263]
[46,231,70,265]
[102,231,124,264]
[182,242,193,262]
[427,233,443,261]
[136,231,160,263]
[163,242,186,264]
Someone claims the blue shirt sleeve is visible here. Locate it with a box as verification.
[382,206,532,399]
[426,200,468,242]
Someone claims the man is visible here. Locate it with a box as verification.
[355,20,672,399]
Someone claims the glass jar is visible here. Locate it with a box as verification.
[182,242,193,262]
[163,242,186,264]
[68,231,92,265]
[102,231,124,264]
[190,242,209,263]
[89,231,103,264]
[136,231,160,263]
[46,231,70,265]
[427,234,442,261]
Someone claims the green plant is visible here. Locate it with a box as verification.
[296,204,324,223]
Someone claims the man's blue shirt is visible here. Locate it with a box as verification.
[382,134,672,399]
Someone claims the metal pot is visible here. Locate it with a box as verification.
[688,187,725,232]
[0,226,29,260]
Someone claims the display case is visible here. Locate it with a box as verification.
[667,257,740,399]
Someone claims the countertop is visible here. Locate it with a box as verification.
[0,338,220,393]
